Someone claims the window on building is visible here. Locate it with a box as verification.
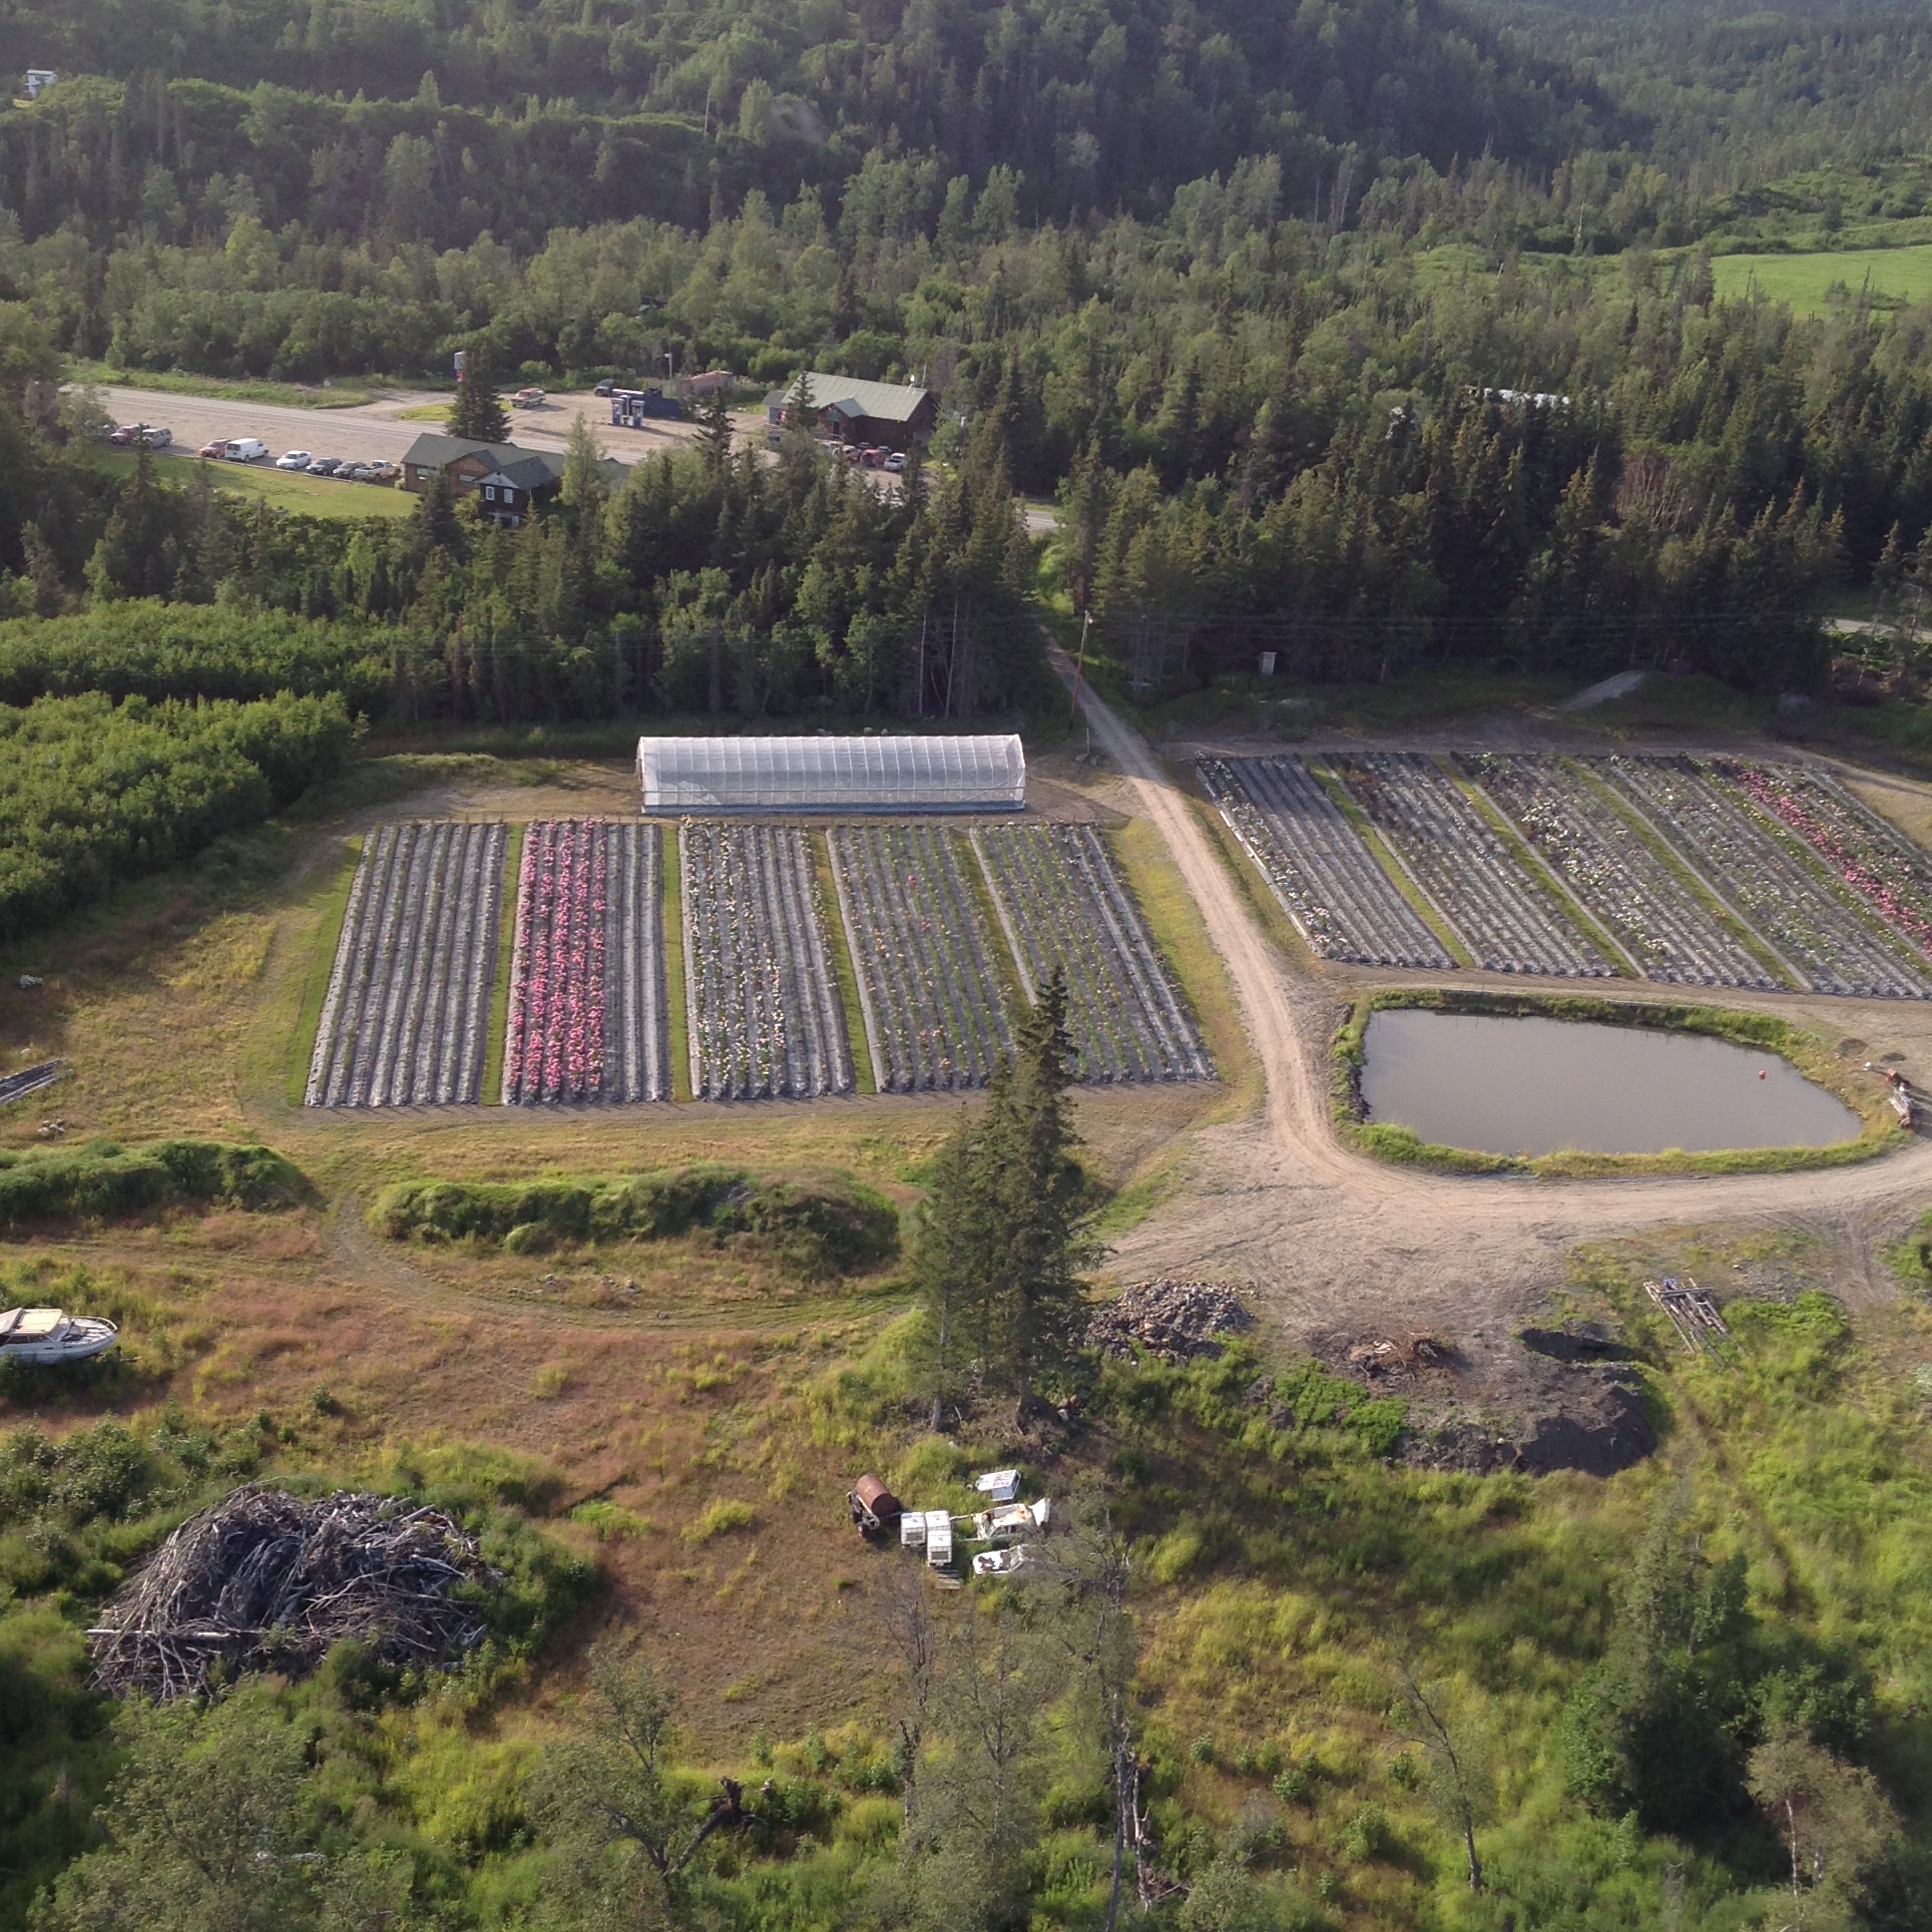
[482,485,496,501]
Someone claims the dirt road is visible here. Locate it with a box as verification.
[1060,652,1932,1337]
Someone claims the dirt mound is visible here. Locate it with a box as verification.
[1314,1325,1656,1478]
[1400,1364,1657,1478]
[1090,1278,1253,1361]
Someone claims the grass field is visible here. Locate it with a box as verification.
[86,446,416,520]
[1709,242,1932,314]
[67,360,395,408]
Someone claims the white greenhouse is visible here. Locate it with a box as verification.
[637,734,1026,812]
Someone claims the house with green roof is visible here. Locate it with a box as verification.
[762,373,936,451]
[401,433,628,528]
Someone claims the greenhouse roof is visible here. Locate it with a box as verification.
[637,734,1026,812]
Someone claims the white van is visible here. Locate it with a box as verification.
[224,438,269,462]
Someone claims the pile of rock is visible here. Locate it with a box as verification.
[1089,1279,1253,1362]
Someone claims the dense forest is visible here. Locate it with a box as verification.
[0,3,1926,704]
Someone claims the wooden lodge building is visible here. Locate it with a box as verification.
[401,433,627,528]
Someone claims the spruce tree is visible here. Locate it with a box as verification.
[982,975,1096,1403]
[699,386,734,471]
[448,349,509,444]
[910,973,1096,1421]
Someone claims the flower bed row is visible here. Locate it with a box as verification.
[973,824,1211,1084]
[1199,755,1451,968]
[503,820,670,1104]
[1460,753,1776,989]
[680,821,853,1101]
[1327,753,1611,977]
[306,819,506,1108]
[1601,757,1932,1000]
[1711,759,1932,964]
[830,823,1014,1092]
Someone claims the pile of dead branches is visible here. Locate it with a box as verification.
[89,1486,498,1699]
[1089,1279,1253,1363]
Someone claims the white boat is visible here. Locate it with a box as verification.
[0,1307,119,1364]
[971,1498,1051,1544]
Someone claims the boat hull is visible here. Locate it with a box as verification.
[0,1316,119,1365]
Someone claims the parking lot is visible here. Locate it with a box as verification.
[85,383,727,484]
[82,383,1053,528]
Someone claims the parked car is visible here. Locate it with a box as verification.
[593,377,617,397]
[883,451,907,473]
[335,462,371,482]
[138,426,172,447]
[225,438,269,462]
[199,439,228,459]
[274,450,312,470]
[107,424,138,446]
[306,456,341,475]
[512,386,547,407]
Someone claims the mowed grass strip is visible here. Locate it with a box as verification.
[660,822,692,1102]
[88,447,415,520]
[478,825,524,1107]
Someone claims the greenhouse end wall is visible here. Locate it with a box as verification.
[637,734,1027,812]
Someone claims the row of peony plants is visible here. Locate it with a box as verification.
[1199,756,1451,969]
[307,819,505,1108]
[831,823,1014,1092]
[1328,752,1611,977]
[1461,753,1777,989]
[973,824,1211,1085]
[681,821,852,1101]
[1602,757,1932,999]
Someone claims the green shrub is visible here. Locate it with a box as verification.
[0,691,356,940]
[0,1138,303,1229]
[373,1166,898,1279]
[1341,1802,1389,1861]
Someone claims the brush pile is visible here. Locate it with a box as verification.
[1089,1278,1252,1362]
[89,1486,497,1699]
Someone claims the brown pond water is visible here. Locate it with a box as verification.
[1361,1010,1862,1156]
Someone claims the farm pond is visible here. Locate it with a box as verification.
[1360,1010,1862,1156]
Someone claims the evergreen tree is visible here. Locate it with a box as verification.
[981,976,1096,1403]
[560,413,612,524]
[411,467,464,558]
[911,974,1096,1417]
[699,385,734,471]
[448,349,509,444]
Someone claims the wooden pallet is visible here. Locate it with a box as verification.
[1644,1275,1729,1354]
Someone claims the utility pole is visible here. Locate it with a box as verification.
[1069,609,1092,729]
